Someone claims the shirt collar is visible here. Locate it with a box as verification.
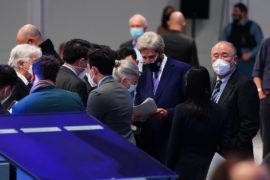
[16,72,29,85]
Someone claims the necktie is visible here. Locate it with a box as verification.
[153,72,159,95]
[211,80,222,103]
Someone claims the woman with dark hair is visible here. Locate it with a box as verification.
[166,66,230,180]
[156,5,175,36]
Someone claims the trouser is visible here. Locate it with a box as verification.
[260,95,270,158]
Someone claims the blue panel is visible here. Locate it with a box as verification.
[0,113,176,180]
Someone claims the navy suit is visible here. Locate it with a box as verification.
[135,57,190,163]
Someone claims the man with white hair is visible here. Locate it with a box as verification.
[162,11,199,66]
[16,24,62,64]
[3,44,42,109]
[120,14,148,72]
[135,31,190,163]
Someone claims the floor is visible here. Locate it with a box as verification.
[206,131,263,179]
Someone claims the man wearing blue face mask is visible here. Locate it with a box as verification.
[120,14,148,72]
[210,41,259,158]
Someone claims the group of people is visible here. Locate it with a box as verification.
[0,2,270,180]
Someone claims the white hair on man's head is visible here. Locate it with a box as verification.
[211,41,237,55]
[8,44,42,69]
[113,59,140,81]
[129,14,148,27]
[136,31,165,53]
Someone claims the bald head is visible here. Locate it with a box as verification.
[167,11,186,31]
[16,24,43,45]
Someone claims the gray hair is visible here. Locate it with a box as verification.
[8,44,42,69]
[211,41,237,55]
[113,59,140,81]
[136,31,165,53]
[129,14,148,27]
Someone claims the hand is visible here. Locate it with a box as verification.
[241,52,252,61]
[259,91,267,100]
[151,108,168,119]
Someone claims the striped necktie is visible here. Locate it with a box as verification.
[211,80,222,103]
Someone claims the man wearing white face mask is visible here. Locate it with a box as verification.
[210,41,259,158]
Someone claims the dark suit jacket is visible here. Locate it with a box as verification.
[166,102,230,180]
[162,30,199,66]
[215,71,259,156]
[119,40,133,49]
[39,39,63,65]
[135,57,190,163]
[2,78,29,110]
[56,66,88,106]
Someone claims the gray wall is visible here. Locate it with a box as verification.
[1,0,270,74]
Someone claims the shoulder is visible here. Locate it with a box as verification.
[167,57,191,70]
[120,40,133,48]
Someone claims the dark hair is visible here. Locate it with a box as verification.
[32,56,60,82]
[161,5,175,29]
[63,39,93,63]
[234,3,248,13]
[0,65,17,89]
[88,47,116,75]
[116,47,137,61]
[183,66,211,117]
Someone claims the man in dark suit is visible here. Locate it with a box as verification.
[120,14,148,72]
[56,39,93,106]
[211,41,259,157]
[4,44,42,109]
[135,31,190,163]
[162,11,199,66]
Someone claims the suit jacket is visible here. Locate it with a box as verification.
[2,78,30,110]
[56,66,88,106]
[162,30,199,66]
[135,57,190,163]
[215,71,259,156]
[39,39,63,65]
[119,39,133,49]
[11,86,85,115]
[87,76,133,137]
[166,102,230,180]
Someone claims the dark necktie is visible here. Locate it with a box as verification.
[211,80,222,103]
[153,72,159,95]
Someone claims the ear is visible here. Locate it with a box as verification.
[27,38,35,45]
[17,60,25,69]
[232,55,238,65]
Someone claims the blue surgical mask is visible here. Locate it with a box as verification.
[212,59,231,76]
[128,84,137,93]
[130,28,144,39]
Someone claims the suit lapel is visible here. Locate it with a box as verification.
[218,72,239,105]
[154,59,173,101]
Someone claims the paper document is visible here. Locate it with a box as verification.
[133,98,157,122]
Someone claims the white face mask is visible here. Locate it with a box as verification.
[86,69,97,87]
[128,84,137,93]
[28,65,33,76]
[212,59,231,76]
[79,68,88,79]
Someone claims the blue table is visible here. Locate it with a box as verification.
[0,113,176,180]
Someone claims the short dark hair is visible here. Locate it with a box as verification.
[88,48,116,75]
[0,65,17,89]
[63,39,93,64]
[234,3,248,13]
[116,47,137,61]
[32,56,60,82]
